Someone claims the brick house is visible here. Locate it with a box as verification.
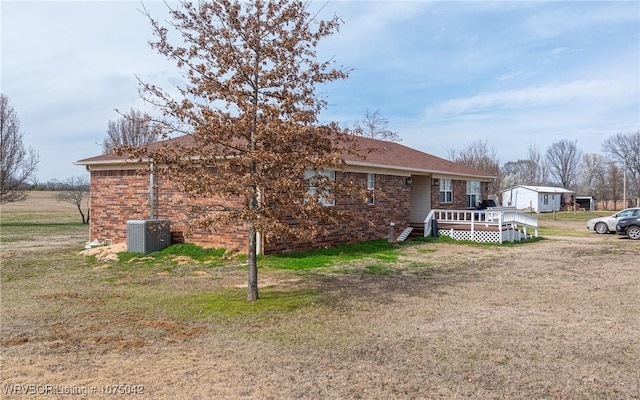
[75,135,495,254]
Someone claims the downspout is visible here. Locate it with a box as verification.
[256,231,262,255]
[256,187,262,255]
[149,160,157,219]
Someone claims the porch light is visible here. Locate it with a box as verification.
[406,177,412,186]
[432,178,439,186]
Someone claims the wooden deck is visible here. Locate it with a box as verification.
[436,222,512,231]
[421,208,539,243]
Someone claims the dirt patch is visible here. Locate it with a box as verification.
[81,243,127,261]
[172,255,196,265]
[0,337,29,346]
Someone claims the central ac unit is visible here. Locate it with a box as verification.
[126,219,170,254]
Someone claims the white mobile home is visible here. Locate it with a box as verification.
[501,185,573,213]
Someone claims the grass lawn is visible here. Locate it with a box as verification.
[1,193,639,399]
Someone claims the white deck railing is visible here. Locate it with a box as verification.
[423,208,538,243]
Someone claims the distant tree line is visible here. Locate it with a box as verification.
[448,131,640,205]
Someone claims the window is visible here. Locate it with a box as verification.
[439,179,452,203]
[304,169,335,206]
[367,173,375,205]
[618,209,638,217]
[466,181,481,208]
[543,194,549,205]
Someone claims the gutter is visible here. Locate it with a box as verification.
[76,156,496,181]
[345,160,496,181]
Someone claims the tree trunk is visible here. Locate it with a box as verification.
[247,224,259,301]
[76,203,87,224]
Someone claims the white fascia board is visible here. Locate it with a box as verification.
[77,157,496,182]
[74,153,232,169]
[345,160,495,181]
[344,163,411,177]
[74,159,172,172]
[73,158,150,167]
[431,173,494,183]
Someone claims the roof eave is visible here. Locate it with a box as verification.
[345,160,496,181]
[74,157,149,167]
[75,156,496,181]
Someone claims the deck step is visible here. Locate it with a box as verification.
[397,227,414,242]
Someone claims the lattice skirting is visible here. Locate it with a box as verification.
[439,228,530,243]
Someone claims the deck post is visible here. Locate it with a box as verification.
[499,212,503,244]
[470,210,475,241]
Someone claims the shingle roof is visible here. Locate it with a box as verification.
[76,134,495,180]
[343,135,494,179]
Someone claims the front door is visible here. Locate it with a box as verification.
[409,175,431,224]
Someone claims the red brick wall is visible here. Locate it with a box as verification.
[89,170,149,244]
[431,179,488,210]
[266,172,410,253]
[89,170,249,251]
[89,170,410,254]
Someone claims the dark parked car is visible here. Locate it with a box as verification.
[474,199,497,221]
[616,216,640,240]
[477,199,497,209]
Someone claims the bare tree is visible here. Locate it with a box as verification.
[501,144,548,188]
[448,139,501,198]
[603,131,640,199]
[605,160,625,202]
[527,144,549,186]
[102,108,159,154]
[352,108,401,142]
[136,0,364,301]
[56,176,90,224]
[0,94,39,204]
[502,160,527,189]
[546,139,582,189]
[578,153,607,199]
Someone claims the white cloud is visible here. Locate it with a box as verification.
[425,78,633,119]
[1,1,638,181]
[403,73,638,162]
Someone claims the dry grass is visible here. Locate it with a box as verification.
[1,193,639,399]
[1,191,88,257]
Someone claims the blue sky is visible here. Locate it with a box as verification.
[2,0,639,182]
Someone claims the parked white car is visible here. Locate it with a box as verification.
[587,208,640,234]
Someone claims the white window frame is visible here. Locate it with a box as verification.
[439,179,453,203]
[466,180,481,208]
[367,173,375,205]
[304,169,335,206]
